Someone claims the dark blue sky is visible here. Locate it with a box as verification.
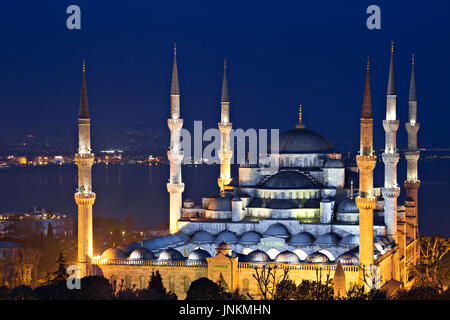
[0,1,449,151]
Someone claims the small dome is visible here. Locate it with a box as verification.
[128,248,155,260]
[101,248,127,260]
[324,158,344,168]
[289,232,315,245]
[158,248,184,261]
[215,231,238,244]
[191,230,215,244]
[216,240,232,252]
[337,198,358,213]
[239,231,261,244]
[263,223,290,238]
[277,128,335,154]
[274,251,301,264]
[188,248,211,261]
[268,199,298,209]
[305,251,330,263]
[340,234,359,246]
[314,232,342,245]
[336,253,359,265]
[245,250,271,262]
[207,197,232,211]
[263,171,317,189]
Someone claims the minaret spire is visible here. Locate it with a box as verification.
[356,58,377,291]
[361,57,373,119]
[171,43,180,96]
[405,53,421,265]
[218,58,233,196]
[387,41,396,95]
[382,42,400,242]
[167,45,184,234]
[79,59,90,119]
[75,59,96,277]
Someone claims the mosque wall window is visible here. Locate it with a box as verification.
[125,276,132,289]
[184,277,191,292]
[169,276,175,292]
[139,275,146,290]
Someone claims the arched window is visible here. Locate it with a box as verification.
[169,276,175,293]
[242,278,249,294]
[125,276,132,289]
[184,277,191,293]
[139,275,146,290]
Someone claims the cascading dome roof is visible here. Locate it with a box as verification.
[278,128,335,154]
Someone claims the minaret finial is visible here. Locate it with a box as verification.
[412,53,414,65]
[170,45,180,95]
[221,59,230,103]
[409,53,417,102]
[82,58,85,73]
[366,56,370,71]
[391,41,394,53]
[387,41,396,95]
[174,43,176,56]
[295,104,305,129]
[224,58,227,70]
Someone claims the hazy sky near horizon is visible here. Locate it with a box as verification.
[0,1,449,151]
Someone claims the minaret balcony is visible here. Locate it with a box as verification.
[356,155,376,171]
[167,182,185,193]
[355,196,377,210]
[382,153,400,165]
[218,122,233,130]
[383,120,400,133]
[381,187,400,198]
[405,122,420,134]
[74,192,96,205]
[404,151,420,161]
[167,118,183,130]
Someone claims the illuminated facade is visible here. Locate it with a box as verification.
[87,48,421,298]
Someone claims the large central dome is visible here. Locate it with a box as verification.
[278,127,334,154]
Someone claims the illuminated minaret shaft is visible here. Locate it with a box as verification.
[218,59,233,196]
[167,45,184,234]
[356,58,377,289]
[382,42,400,241]
[404,54,420,243]
[75,59,96,277]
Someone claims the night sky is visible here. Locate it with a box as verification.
[0,1,449,152]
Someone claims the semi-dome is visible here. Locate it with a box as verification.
[128,248,155,260]
[263,171,317,189]
[215,230,238,244]
[207,197,232,211]
[336,253,359,265]
[172,232,190,243]
[101,248,127,260]
[289,232,315,245]
[268,199,298,209]
[239,231,261,244]
[188,248,211,261]
[278,128,334,154]
[314,232,342,245]
[158,248,184,261]
[191,230,215,244]
[305,251,330,263]
[245,250,271,262]
[263,223,290,238]
[337,198,358,213]
[340,234,359,246]
[324,158,344,168]
[274,251,301,264]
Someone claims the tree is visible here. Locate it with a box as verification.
[186,277,228,300]
[252,265,289,300]
[51,253,67,283]
[135,271,177,300]
[274,278,298,300]
[408,236,450,290]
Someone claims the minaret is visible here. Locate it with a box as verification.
[355,58,377,289]
[382,42,400,241]
[217,59,233,196]
[75,59,96,277]
[404,53,421,253]
[167,44,184,234]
